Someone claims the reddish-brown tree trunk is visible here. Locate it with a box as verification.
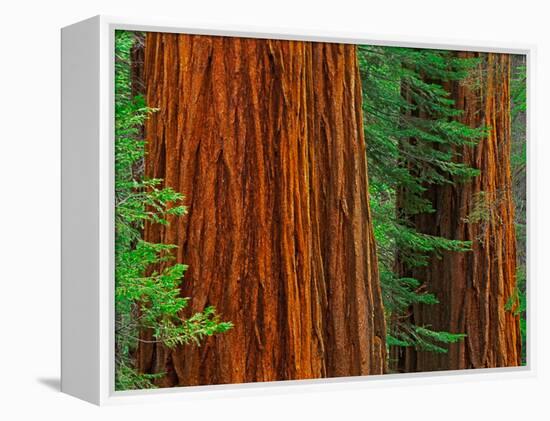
[398,53,522,371]
[136,33,387,386]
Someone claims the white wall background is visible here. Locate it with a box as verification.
[1,0,547,418]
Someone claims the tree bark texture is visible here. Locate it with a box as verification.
[397,52,522,371]
[136,33,387,386]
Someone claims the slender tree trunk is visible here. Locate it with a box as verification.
[136,33,386,386]
[397,53,522,371]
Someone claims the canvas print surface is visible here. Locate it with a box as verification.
[114,30,527,391]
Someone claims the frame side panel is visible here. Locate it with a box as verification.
[61,16,101,405]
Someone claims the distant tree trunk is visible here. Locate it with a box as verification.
[136,33,386,386]
[397,53,522,371]
[130,32,145,99]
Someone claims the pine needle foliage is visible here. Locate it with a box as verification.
[508,56,527,364]
[114,31,232,391]
[358,46,483,357]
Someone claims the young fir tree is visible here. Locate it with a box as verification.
[358,46,484,368]
[114,31,232,390]
[508,54,527,364]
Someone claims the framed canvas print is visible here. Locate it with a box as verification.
[61,15,532,405]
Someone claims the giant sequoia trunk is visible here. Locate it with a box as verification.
[136,33,387,386]
[397,53,522,371]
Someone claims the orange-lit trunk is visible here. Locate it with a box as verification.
[136,33,387,386]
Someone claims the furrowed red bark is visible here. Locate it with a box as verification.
[397,53,522,371]
[136,33,386,386]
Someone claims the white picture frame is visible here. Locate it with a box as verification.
[61,15,535,406]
